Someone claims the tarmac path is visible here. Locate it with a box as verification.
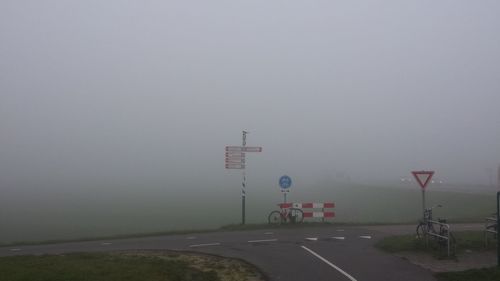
[1,224,482,280]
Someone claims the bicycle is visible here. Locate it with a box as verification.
[416,204,456,254]
[268,204,304,224]
[416,204,441,239]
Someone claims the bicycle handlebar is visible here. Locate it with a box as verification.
[425,204,442,211]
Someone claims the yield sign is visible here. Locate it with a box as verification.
[411,171,435,189]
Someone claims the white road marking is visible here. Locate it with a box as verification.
[9,248,21,252]
[264,232,274,235]
[359,235,372,239]
[101,242,112,246]
[301,246,357,281]
[301,246,358,281]
[336,229,345,232]
[331,237,346,240]
[248,239,278,243]
[305,237,318,241]
[189,243,221,248]
[186,237,197,240]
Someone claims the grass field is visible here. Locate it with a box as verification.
[435,267,500,281]
[376,231,499,280]
[375,231,497,259]
[0,252,264,281]
[1,183,497,244]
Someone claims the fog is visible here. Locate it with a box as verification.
[1,1,499,243]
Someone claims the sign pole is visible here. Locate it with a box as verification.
[225,138,261,225]
[241,131,247,225]
[412,171,435,221]
[497,191,499,267]
[422,189,426,220]
[279,175,292,207]
[498,164,500,190]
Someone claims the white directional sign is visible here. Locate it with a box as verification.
[225,156,245,160]
[225,152,245,157]
[225,164,245,169]
[225,146,262,152]
[225,158,245,164]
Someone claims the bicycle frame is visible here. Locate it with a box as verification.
[416,205,453,256]
[268,205,304,224]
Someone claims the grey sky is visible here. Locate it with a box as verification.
[1,0,499,192]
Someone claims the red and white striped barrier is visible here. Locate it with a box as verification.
[278,202,335,219]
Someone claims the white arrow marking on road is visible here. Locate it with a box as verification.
[248,239,278,243]
[359,235,372,239]
[189,243,221,248]
[331,237,346,240]
[305,237,318,241]
[301,246,358,281]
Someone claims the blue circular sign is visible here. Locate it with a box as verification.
[279,175,292,189]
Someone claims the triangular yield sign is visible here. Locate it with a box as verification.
[411,171,435,189]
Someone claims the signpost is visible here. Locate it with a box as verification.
[279,175,292,204]
[498,164,500,190]
[225,132,262,225]
[225,158,246,163]
[226,146,263,152]
[497,191,500,267]
[225,164,245,169]
[412,170,435,220]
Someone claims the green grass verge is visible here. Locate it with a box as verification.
[435,267,500,281]
[375,231,497,259]
[0,252,264,281]
[2,182,495,244]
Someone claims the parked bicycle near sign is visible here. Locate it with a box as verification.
[268,204,304,224]
[416,204,441,238]
[416,204,456,255]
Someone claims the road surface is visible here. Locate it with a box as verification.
[3,224,481,281]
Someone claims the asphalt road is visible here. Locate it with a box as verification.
[0,225,460,281]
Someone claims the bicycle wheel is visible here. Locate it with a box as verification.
[268,211,284,224]
[289,208,304,223]
[416,223,426,239]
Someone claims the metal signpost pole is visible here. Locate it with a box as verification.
[225,139,261,226]
[422,189,426,220]
[498,164,500,190]
[412,171,435,247]
[242,131,247,225]
[279,175,292,207]
[412,171,434,220]
[497,191,499,267]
